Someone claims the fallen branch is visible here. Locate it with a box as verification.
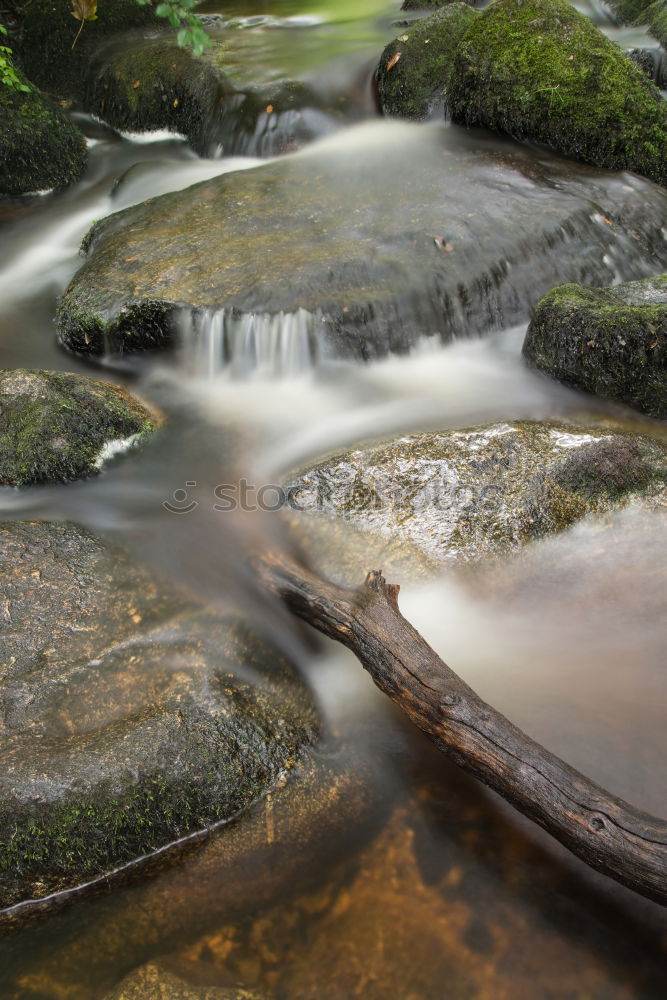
[259,556,667,906]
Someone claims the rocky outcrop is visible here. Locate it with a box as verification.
[0,70,87,196]
[447,0,667,186]
[376,6,478,120]
[0,369,156,486]
[283,420,667,566]
[523,275,667,418]
[0,520,319,908]
[56,122,667,363]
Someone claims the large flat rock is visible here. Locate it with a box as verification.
[57,122,667,365]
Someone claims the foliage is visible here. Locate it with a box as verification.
[0,23,30,91]
[137,0,211,56]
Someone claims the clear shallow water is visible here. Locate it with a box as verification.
[1,1,667,997]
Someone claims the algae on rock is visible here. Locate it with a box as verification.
[0,369,155,486]
[376,5,478,120]
[448,0,667,186]
[523,275,667,418]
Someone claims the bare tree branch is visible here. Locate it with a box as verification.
[259,555,667,906]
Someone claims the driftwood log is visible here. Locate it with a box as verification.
[259,556,667,906]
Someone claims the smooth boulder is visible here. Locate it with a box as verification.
[56,122,667,363]
[0,520,319,908]
[376,6,478,120]
[523,275,667,418]
[0,369,156,486]
[283,420,667,566]
[448,0,667,186]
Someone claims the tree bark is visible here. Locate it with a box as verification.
[258,555,667,906]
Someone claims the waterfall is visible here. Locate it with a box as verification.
[177,306,322,377]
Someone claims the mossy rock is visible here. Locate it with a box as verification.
[376,5,478,120]
[18,0,159,100]
[401,0,477,10]
[523,275,667,418]
[0,520,320,909]
[85,38,228,154]
[0,369,156,486]
[447,0,667,187]
[0,68,87,196]
[283,420,667,566]
[103,963,265,1000]
[55,123,667,362]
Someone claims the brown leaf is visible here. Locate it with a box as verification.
[133,80,141,89]
[386,52,401,71]
[70,0,97,22]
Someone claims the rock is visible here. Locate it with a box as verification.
[283,420,667,566]
[447,0,667,187]
[103,962,264,1000]
[401,0,476,10]
[56,121,667,362]
[0,71,87,197]
[0,520,319,908]
[376,6,478,120]
[523,275,667,419]
[0,369,156,486]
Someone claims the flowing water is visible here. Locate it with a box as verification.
[1,2,666,998]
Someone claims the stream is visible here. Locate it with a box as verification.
[1,1,666,998]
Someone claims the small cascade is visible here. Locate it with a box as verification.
[177,306,322,377]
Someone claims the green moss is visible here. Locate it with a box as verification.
[376,5,478,119]
[523,278,667,418]
[0,65,87,195]
[448,0,667,187]
[18,0,160,99]
[0,370,154,485]
[85,39,226,152]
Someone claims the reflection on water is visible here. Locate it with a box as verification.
[1,0,667,997]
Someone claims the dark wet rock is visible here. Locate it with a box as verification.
[0,520,319,909]
[0,369,156,486]
[627,45,667,88]
[448,0,667,187]
[104,962,265,1000]
[523,275,667,419]
[56,122,667,362]
[0,71,87,197]
[283,420,667,566]
[376,6,478,120]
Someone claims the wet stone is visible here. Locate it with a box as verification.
[0,520,319,909]
[283,419,667,566]
[57,122,667,363]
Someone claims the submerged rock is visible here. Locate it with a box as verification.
[448,0,667,187]
[0,72,87,197]
[57,122,667,363]
[283,420,667,566]
[0,369,156,486]
[0,520,319,909]
[376,6,478,120]
[523,275,667,418]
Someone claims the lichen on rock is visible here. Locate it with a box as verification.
[447,0,667,186]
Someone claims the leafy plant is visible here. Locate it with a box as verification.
[0,24,30,91]
[138,0,211,57]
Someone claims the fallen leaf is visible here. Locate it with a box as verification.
[387,52,401,71]
[266,104,274,113]
[600,215,613,226]
[398,34,409,41]
[172,98,179,108]
[586,340,597,347]
[133,80,140,89]
[71,0,97,22]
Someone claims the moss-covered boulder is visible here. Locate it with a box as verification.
[523,275,667,418]
[447,0,667,187]
[55,122,667,363]
[0,520,319,909]
[0,71,87,196]
[401,0,476,10]
[283,420,667,566]
[104,964,265,1000]
[0,369,156,486]
[376,6,478,120]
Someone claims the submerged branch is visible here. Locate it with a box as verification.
[258,555,667,906]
